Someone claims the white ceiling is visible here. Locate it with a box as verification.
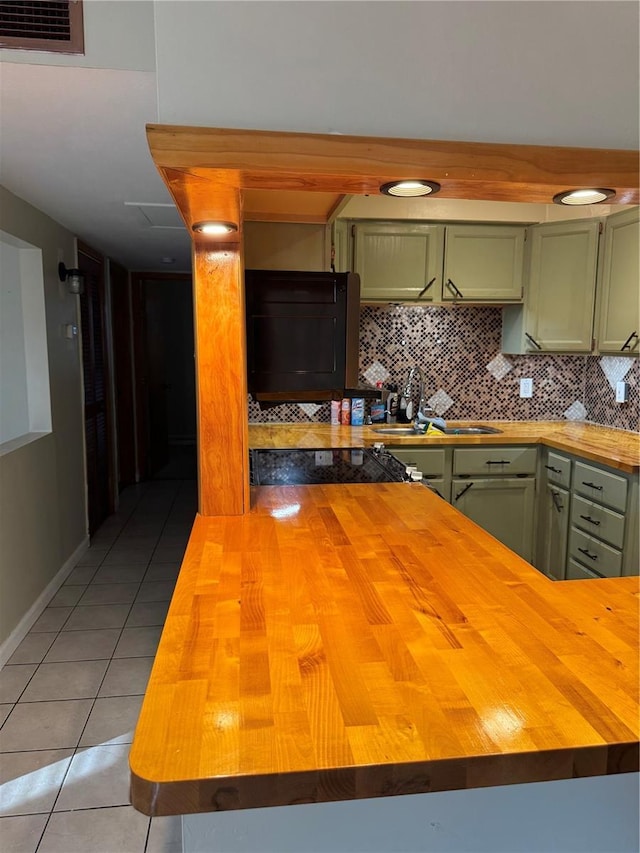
[1,0,638,273]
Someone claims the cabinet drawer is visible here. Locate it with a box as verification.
[568,527,622,578]
[573,461,627,513]
[453,446,537,476]
[571,494,625,549]
[543,452,571,489]
[566,558,602,581]
[388,448,445,477]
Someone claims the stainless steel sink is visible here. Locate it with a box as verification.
[371,425,502,436]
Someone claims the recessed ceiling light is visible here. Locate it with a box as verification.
[192,221,238,235]
[553,188,615,206]
[380,180,441,198]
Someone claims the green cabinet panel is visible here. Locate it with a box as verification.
[244,222,328,271]
[452,477,536,562]
[502,219,601,353]
[537,484,570,580]
[443,225,525,302]
[331,219,351,273]
[353,222,444,302]
[597,206,640,354]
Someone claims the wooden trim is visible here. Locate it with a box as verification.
[147,125,639,206]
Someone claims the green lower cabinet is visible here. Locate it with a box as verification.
[537,484,570,580]
[452,477,536,562]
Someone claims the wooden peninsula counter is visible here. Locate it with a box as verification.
[130,422,639,851]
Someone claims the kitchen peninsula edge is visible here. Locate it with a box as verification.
[129,421,639,830]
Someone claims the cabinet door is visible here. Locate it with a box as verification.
[353,222,443,302]
[526,220,600,351]
[597,207,640,354]
[452,477,536,562]
[537,484,569,580]
[443,225,525,302]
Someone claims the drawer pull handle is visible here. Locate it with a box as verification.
[545,465,562,474]
[578,547,598,561]
[582,481,603,491]
[455,482,474,502]
[580,514,601,527]
[486,460,511,465]
[418,277,436,298]
[551,490,564,513]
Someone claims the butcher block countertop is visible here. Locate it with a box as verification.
[248,420,640,473]
[129,476,640,815]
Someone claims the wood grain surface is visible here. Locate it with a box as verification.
[129,483,639,816]
[146,125,640,208]
[248,421,640,473]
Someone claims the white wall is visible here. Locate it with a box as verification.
[0,187,87,646]
[155,1,639,150]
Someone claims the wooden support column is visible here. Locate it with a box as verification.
[193,238,249,515]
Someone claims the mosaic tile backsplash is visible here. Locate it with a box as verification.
[248,305,639,432]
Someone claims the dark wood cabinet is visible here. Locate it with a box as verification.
[245,270,360,402]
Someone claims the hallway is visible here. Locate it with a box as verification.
[0,479,197,852]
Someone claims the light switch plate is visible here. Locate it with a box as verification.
[615,381,628,403]
[520,378,533,398]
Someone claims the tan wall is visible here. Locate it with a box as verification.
[0,186,87,645]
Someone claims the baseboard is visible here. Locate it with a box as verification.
[0,535,90,668]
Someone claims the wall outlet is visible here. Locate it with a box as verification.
[615,381,628,403]
[520,378,533,398]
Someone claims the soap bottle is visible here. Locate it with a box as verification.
[398,391,409,423]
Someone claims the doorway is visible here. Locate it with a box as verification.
[132,274,196,481]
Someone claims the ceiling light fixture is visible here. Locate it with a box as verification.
[553,188,615,206]
[58,262,85,295]
[191,221,238,235]
[380,180,441,198]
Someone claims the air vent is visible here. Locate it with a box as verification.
[0,1,84,54]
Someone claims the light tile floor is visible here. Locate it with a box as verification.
[0,480,197,853]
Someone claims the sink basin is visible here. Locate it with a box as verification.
[371,425,502,436]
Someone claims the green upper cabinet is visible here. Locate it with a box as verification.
[596,206,640,354]
[442,225,525,302]
[353,222,444,302]
[502,219,601,354]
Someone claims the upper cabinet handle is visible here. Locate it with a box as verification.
[417,277,436,299]
[445,278,464,299]
[525,332,542,350]
[621,331,638,351]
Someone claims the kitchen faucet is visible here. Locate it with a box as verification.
[403,366,432,427]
